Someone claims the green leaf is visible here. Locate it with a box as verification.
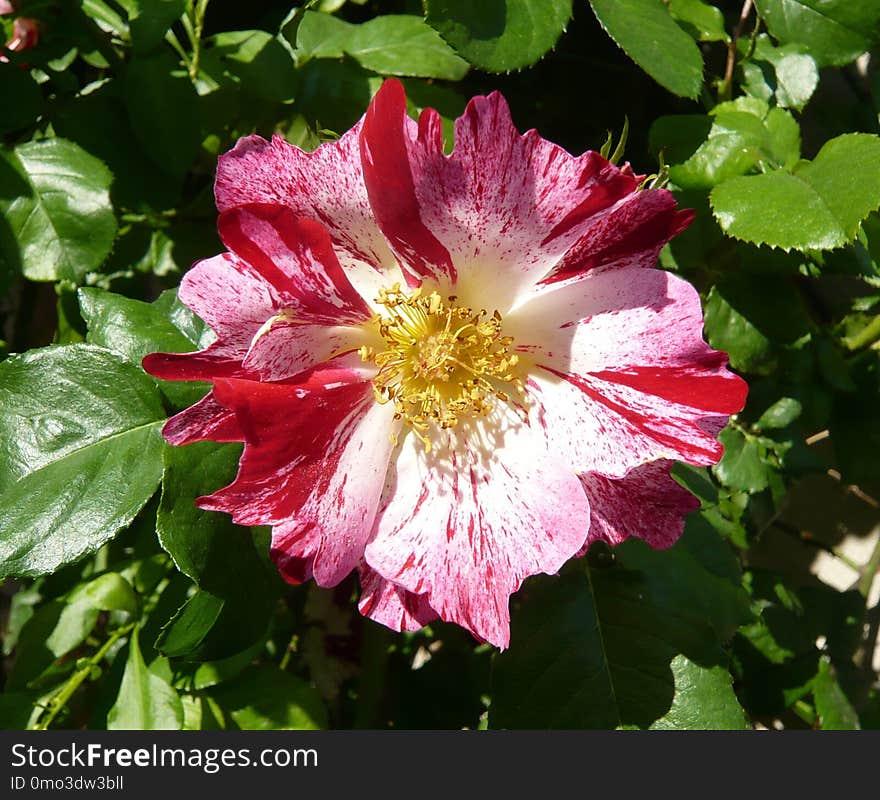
[704,286,774,374]
[181,640,267,691]
[79,287,201,356]
[0,67,43,135]
[156,441,280,659]
[124,53,201,179]
[668,0,729,43]
[0,138,116,282]
[107,627,184,730]
[66,572,139,616]
[7,573,138,690]
[2,582,41,656]
[210,665,327,730]
[79,287,208,408]
[0,345,165,579]
[82,0,130,38]
[734,572,865,716]
[295,58,380,133]
[741,35,818,111]
[756,397,803,430]
[490,529,750,729]
[753,0,880,67]
[48,573,138,656]
[710,134,880,251]
[296,13,468,80]
[155,590,224,658]
[201,30,296,103]
[649,656,749,729]
[588,0,704,98]
[813,656,860,729]
[651,100,800,190]
[713,427,771,493]
[293,11,361,60]
[50,81,181,211]
[424,0,572,73]
[7,602,93,690]
[128,0,186,52]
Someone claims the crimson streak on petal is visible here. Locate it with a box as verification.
[579,460,701,553]
[364,423,591,649]
[360,79,456,287]
[202,374,395,587]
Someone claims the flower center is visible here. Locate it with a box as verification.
[360,284,523,451]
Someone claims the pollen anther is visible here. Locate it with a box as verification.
[363,284,523,451]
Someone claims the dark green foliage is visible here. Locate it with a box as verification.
[1,0,879,731]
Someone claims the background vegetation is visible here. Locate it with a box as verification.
[1,0,879,730]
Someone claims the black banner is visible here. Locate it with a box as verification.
[0,729,874,797]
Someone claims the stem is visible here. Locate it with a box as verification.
[771,520,862,572]
[165,29,192,71]
[792,699,817,728]
[844,315,880,352]
[279,631,298,671]
[188,0,210,80]
[31,623,135,731]
[826,469,879,509]
[719,0,754,102]
[858,526,880,600]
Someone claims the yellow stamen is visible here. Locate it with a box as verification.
[362,284,524,451]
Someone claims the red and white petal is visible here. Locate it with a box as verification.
[360,80,456,288]
[528,372,735,476]
[142,255,272,383]
[539,191,692,288]
[241,319,369,383]
[359,79,687,310]
[578,460,700,554]
[217,205,373,324]
[200,375,396,587]
[509,266,746,476]
[142,342,251,383]
[215,124,402,299]
[357,565,437,633]
[364,417,591,649]
[176,253,279,351]
[507,266,717,373]
[161,391,243,446]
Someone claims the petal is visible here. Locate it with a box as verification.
[539,191,693,289]
[241,319,369,383]
[176,252,279,350]
[215,124,401,300]
[143,252,279,383]
[201,374,396,587]
[145,214,377,385]
[510,267,746,476]
[161,391,243,446]
[142,343,251,382]
[360,79,456,288]
[357,565,437,633]
[359,79,687,310]
[578,460,700,554]
[217,204,373,324]
[364,416,591,649]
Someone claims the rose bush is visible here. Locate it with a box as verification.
[1,0,878,731]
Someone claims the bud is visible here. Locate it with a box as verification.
[1,14,38,63]
[7,16,39,51]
